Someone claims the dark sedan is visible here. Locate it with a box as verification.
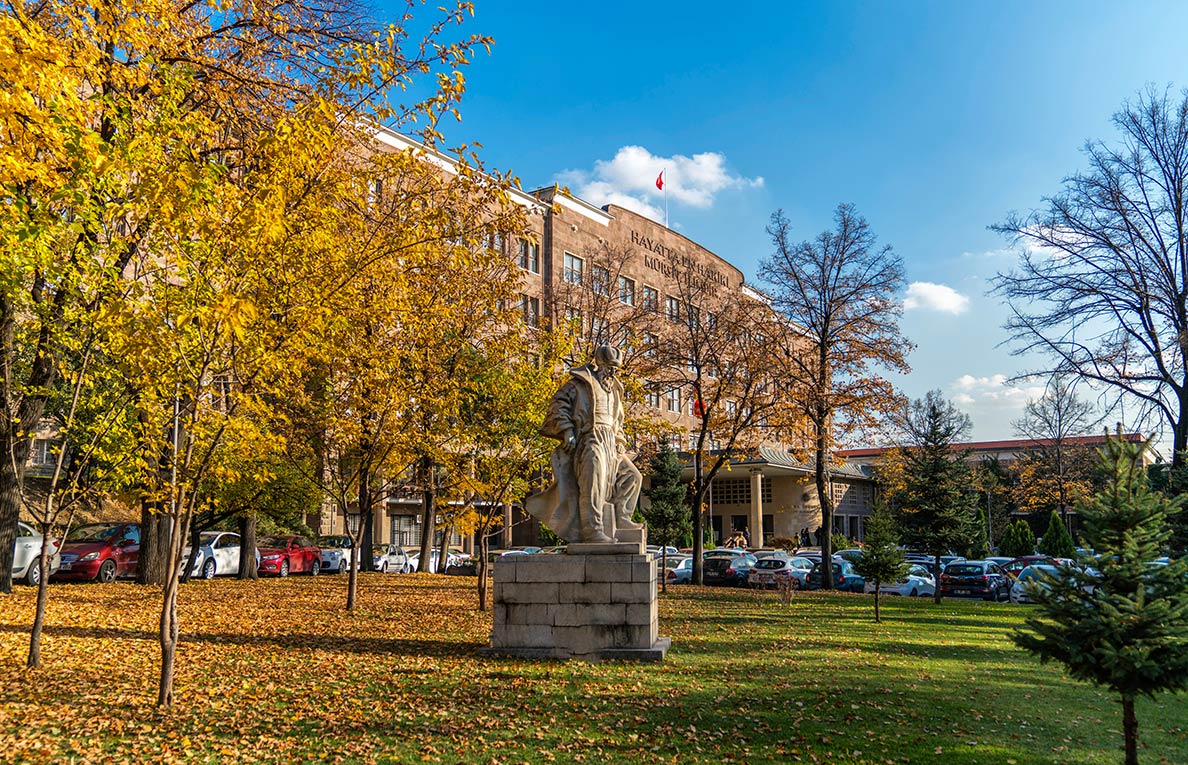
[702,555,755,586]
[939,560,1010,601]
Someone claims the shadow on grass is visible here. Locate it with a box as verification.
[0,623,483,657]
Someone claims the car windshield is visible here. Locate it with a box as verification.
[318,535,350,548]
[258,536,290,548]
[755,559,786,570]
[946,564,985,576]
[66,524,122,542]
[1020,565,1059,581]
[198,532,221,543]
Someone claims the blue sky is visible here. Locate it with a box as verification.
[386,1,1188,446]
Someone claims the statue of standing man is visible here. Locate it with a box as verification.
[525,345,643,543]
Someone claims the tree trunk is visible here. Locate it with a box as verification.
[238,514,258,579]
[874,585,881,623]
[660,546,668,594]
[478,533,490,611]
[418,457,436,572]
[0,453,23,595]
[1122,695,1138,765]
[347,534,359,610]
[437,522,452,574]
[933,553,943,605]
[360,499,375,573]
[691,450,704,585]
[27,538,54,667]
[157,509,188,708]
[814,425,834,590]
[136,503,169,585]
[180,519,203,584]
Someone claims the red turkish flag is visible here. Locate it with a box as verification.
[656,170,664,190]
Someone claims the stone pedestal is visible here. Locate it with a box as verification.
[481,542,670,662]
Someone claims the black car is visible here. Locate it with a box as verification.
[702,555,754,586]
[939,560,1010,601]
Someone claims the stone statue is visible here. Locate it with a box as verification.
[525,345,643,543]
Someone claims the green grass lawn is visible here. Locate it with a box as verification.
[1,575,1185,763]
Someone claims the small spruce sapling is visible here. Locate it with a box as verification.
[853,505,907,623]
[1038,509,1075,558]
[1012,435,1188,765]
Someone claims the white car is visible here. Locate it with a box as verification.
[317,535,355,574]
[863,563,936,597]
[1010,564,1061,604]
[373,544,411,573]
[408,549,460,573]
[185,531,249,579]
[13,522,61,585]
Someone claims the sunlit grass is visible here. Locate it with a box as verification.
[1,575,1184,763]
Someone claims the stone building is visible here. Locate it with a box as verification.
[318,128,878,549]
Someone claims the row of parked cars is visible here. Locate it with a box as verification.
[654,546,1110,603]
[11,521,469,584]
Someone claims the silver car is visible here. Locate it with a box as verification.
[13,521,61,585]
[863,563,936,597]
[184,531,249,579]
[373,544,411,573]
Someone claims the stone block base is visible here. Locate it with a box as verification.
[485,552,668,662]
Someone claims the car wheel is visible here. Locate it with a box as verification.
[310,560,319,576]
[380,562,388,573]
[279,559,290,578]
[97,559,117,583]
[25,561,41,586]
[202,559,216,580]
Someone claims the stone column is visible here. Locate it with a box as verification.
[749,469,764,548]
[501,503,512,549]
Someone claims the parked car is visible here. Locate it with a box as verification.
[748,557,803,589]
[316,535,355,574]
[646,545,680,558]
[257,535,321,577]
[704,548,755,559]
[657,554,690,582]
[53,522,140,583]
[1010,564,1061,604]
[939,560,1010,601]
[184,531,250,579]
[12,521,61,585]
[863,563,936,597]
[408,549,460,573]
[1001,555,1058,581]
[665,557,694,585]
[834,549,865,564]
[373,544,411,573]
[805,560,865,592]
[703,555,755,586]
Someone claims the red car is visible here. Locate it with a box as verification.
[1001,555,1060,581]
[257,535,321,577]
[52,522,140,583]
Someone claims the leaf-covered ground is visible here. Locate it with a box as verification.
[2,576,1185,764]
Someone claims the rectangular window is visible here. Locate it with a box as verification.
[488,230,505,254]
[565,307,583,335]
[644,332,658,359]
[563,253,583,285]
[688,433,698,450]
[642,286,659,312]
[591,317,608,341]
[669,432,682,450]
[593,265,611,296]
[618,276,635,305]
[31,439,53,466]
[666,388,680,413]
[518,240,540,273]
[521,295,540,327]
[646,385,660,408]
[707,312,717,331]
[726,400,737,418]
[666,296,680,323]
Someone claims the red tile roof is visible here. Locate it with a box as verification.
[837,433,1147,458]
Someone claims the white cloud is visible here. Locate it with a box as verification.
[556,145,762,223]
[904,282,970,314]
[947,374,1048,438]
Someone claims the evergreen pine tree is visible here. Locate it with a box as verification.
[1012,435,1188,765]
[853,504,907,622]
[999,519,1035,558]
[642,442,691,593]
[1038,509,1075,558]
[1018,519,1037,554]
[968,507,990,559]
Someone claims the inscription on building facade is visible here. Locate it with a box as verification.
[631,229,730,288]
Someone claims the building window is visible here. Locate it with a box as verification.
[642,286,659,312]
[593,265,611,296]
[646,385,660,408]
[521,295,540,327]
[392,514,420,547]
[726,400,737,418]
[666,296,680,323]
[563,253,583,284]
[688,432,698,450]
[666,388,680,413]
[488,230,505,254]
[591,317,608,342]
[30,439,54,466]
[618,276,635,305]
[668,432,682,450]
[707,312,717,331]
[565,307,583,335]
[518,240,540,273]
[644,332,658,359]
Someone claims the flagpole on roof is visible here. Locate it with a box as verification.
[664,168,668,228]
